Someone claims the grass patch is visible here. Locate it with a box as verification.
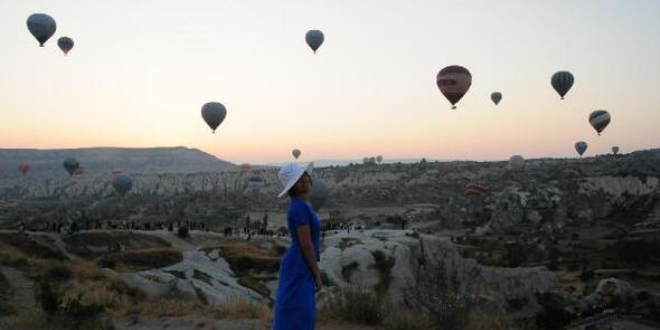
[338,238,363,251]
[319,285,384,325]
[0,243,29,266]
[212,295,272,320]
[62,232,171,259]
[95,248,183,271]
[383,310,432,330]
[0,233,67,261]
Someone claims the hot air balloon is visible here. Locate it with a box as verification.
[508,155,525,171]
[18,163,31,176]
[465,182,488,197]
[589,110,611,135]
[112,173,134,197]
[436,65,472,109]
[491,92,502,105]
[376,155,383,163]
[575,141,588,157]
[310,178,330,212]
[612,146,620,155]
[63,157,80,176]
[369,156,376,164]
[292,149,301,159]
[201,102,227,133]
[363,157,369,164]
[27,14,56,47]
[57,37,74,55]
[73,167,84,179]
[551,71,574,100]
[305,30,324,54]
[240,163,251,174]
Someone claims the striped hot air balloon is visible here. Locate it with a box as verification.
[436,65,472,109]
[589,110,611,135]
[465,182,489,197]
[575,141,588,157]
[551,71,574,100]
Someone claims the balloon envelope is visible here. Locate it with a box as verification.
[436,65,472,109]
[112,174,134,197]
[612,146,620,155]
[310,178,330,212]
[292,149,301,159]
[508,155,525,171]
[589,110,611,135]
[551,71,574,99]
[201,102,227,133]
[575,141,588,157]
[57,37,74,55]
[376,155,383,163]
[305,30,324,53]
[27,13,56,47]
[63,157,80,176]
[19,163,31,176]
[491,92,502,105]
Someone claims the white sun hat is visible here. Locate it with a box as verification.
[277,162,314,198]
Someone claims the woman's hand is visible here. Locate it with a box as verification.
[315,273,323,293]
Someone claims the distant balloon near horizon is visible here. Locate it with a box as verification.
[310,178,330,212]
[508,155,525,171]
[589,110,611,135]
[63,157,80,176]
[19,163,31,176]
[305,30,324,54]
[612,146,620,155]
[292,149,301,159]
[27,13,56,47]
[575,141,588,157]
[57,37,74,55]
[491,92,502,105]
[551,71,574,100]
[112,173,134,197]
[436,65,472,109]
[240,163,251,174]
[376,155,383,163]
[201,102,227,133]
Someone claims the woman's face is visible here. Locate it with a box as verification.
[292,172,312,196]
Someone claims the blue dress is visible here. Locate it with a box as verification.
[273,197,321,330]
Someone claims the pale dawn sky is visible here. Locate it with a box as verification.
[1,0,659,164]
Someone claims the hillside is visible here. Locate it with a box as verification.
[0,147,238,183]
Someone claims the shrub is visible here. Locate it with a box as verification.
[320,286,384,325]
[383,310,432,330]
[45,262,73,282]
[178,226,189,238]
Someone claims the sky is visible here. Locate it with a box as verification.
[1,0,659,165]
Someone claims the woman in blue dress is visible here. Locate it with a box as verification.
[273,162,322,330]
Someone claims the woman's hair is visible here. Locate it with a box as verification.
[287,172,313,197]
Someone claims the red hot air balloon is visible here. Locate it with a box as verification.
[436,65,472,109]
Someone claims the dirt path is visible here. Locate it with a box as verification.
[0,266,36,309]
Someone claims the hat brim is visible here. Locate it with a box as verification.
[277,162,314,198]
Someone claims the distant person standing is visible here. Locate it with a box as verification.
[273,162,322,330]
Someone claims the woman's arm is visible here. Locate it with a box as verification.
[297,224,323,292]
